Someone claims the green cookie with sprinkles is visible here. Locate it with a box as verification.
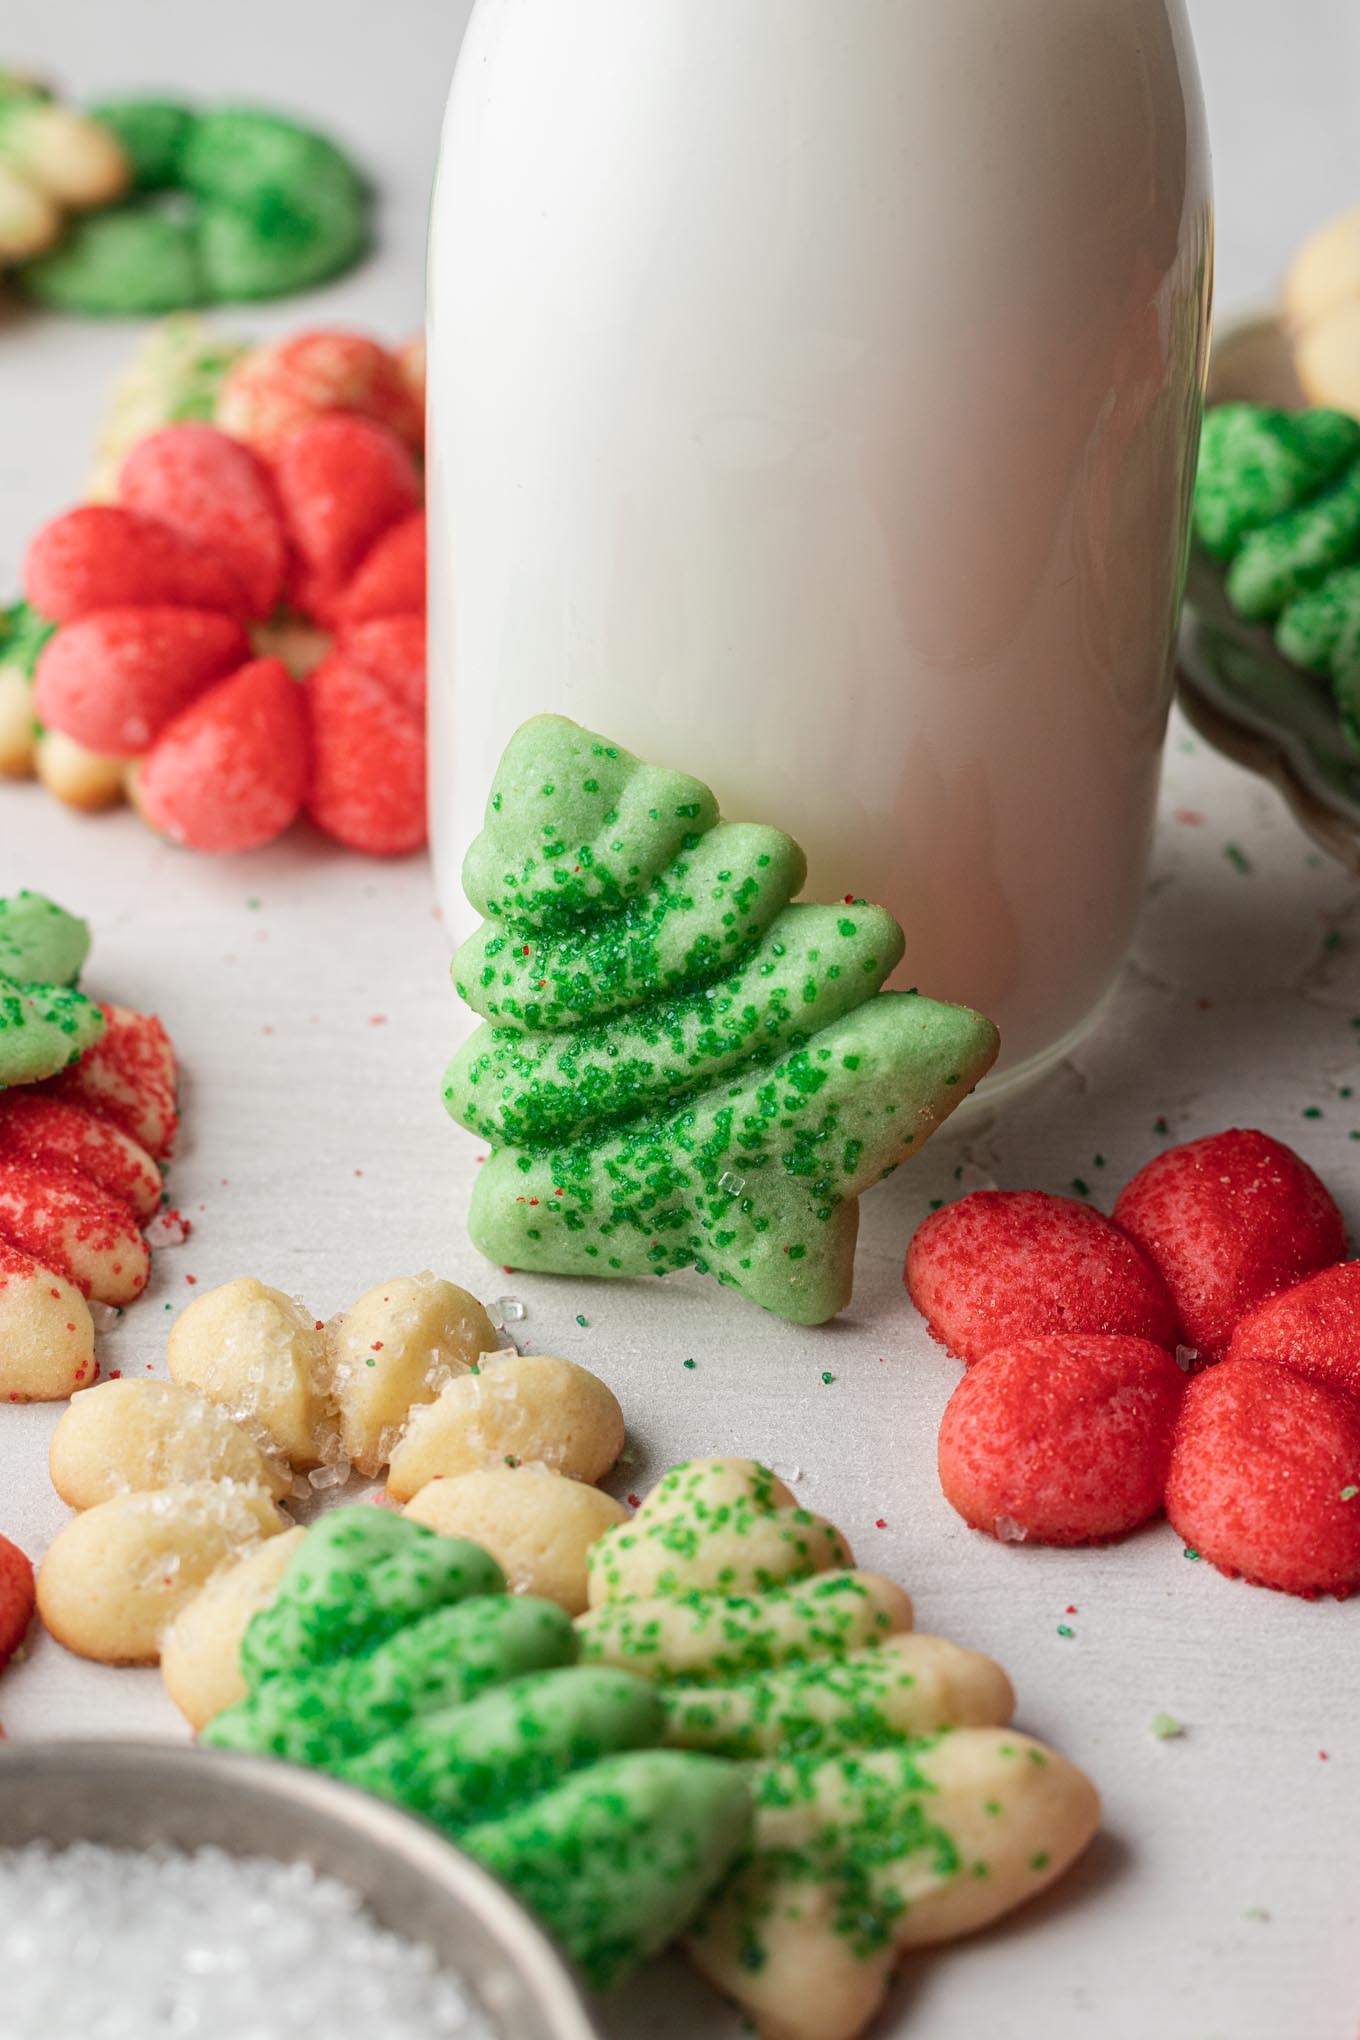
[442,715,999,1323]
[0,890,104,1088]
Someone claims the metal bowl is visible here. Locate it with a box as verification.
[0,1740,600,2040]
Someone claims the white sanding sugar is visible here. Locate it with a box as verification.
[0,1841,498,2040]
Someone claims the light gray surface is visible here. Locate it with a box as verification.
[2,8,1358,2040]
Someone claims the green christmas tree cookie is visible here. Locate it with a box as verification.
[0,888,104,1088]
[1193,402,1360,747]
[203,1506,752,1989]
[443,716,999,1325]
[578,1459,1101,2040]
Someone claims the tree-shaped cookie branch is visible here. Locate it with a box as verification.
[444,717,999,1324]
[578,1459,1100,2040]
[202,1506,752,1989]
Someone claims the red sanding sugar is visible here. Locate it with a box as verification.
[138,657,308,855]
[1114,1129,1346,1364]
[0,1534,34,1669]
[25,503,247,623]
[304,653,425,858]
[0,1094,161,1221]
[906,1189,1179,1365]
[1226,1261,1360,1399]
[1165,1357,1360,1597]
[49,1004,178,1163]
[119,423,286,621]
[33,606,250,758]
[0,1156,149,1302]
[937,1333,1184,1545]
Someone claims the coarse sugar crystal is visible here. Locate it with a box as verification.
[0,1840,497,2039]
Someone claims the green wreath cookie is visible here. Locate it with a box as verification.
[0,73,129,265]
[15,99,369,314]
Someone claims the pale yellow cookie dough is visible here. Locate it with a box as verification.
[404,1465,630,1615]
[35,729,128,812]
[168,1277,332,1467]
[1284,208,1360,414]
[687,1728,1100,2040]
[49,1378,290,1510]
[327,1272,498,1476]
[0,661,36,778]
[0,1254,95,1402]
[385,1350,624,1502]
[160,1524,304,1728]
[36,1479,286,1665]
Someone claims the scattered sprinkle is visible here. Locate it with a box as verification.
[1183,1546,1201,1561]
[1341,1486,1359,1502]
[1071,1178,1090,1198]
[820,1371,835,1385]
[575,1314,589,1328]
[1056,1624,1074,1639]
[682,1358,696,1370]
[1224,842,1251,875]
[1150,1712,1184,1740]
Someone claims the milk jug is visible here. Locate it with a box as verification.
[428,0,1212,1082]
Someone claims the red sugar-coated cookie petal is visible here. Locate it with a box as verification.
[1226,1262,1360,1398]
[937,1334,1184,1545]
[270,416,421,592]
[335,612,425,714]
[48,1003,178,1162]
[905,1189,1179,1365]
[119,424,286,621]
[304,652,426,857]
[0,1156,149,1305]
[0,1532,35,1669]
[333,511,426,624]
[33,607,250,757]
[217,331,425,457]
[0,1093,161,1221]
[1165,1357,1360,1597]
[138,657,308,855]
[1114,1130,1346,1365]
[25,505,247,623]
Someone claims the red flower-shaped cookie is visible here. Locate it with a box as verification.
[28,415,426,856]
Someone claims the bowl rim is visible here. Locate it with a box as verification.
[0,1737,602,2040]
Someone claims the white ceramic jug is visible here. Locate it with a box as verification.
[428,0,1211,1085]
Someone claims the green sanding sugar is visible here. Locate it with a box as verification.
[1150,1712,1185,1740]
[201,1507,752,1991]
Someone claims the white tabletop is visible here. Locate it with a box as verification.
[2,7,1358,2039]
